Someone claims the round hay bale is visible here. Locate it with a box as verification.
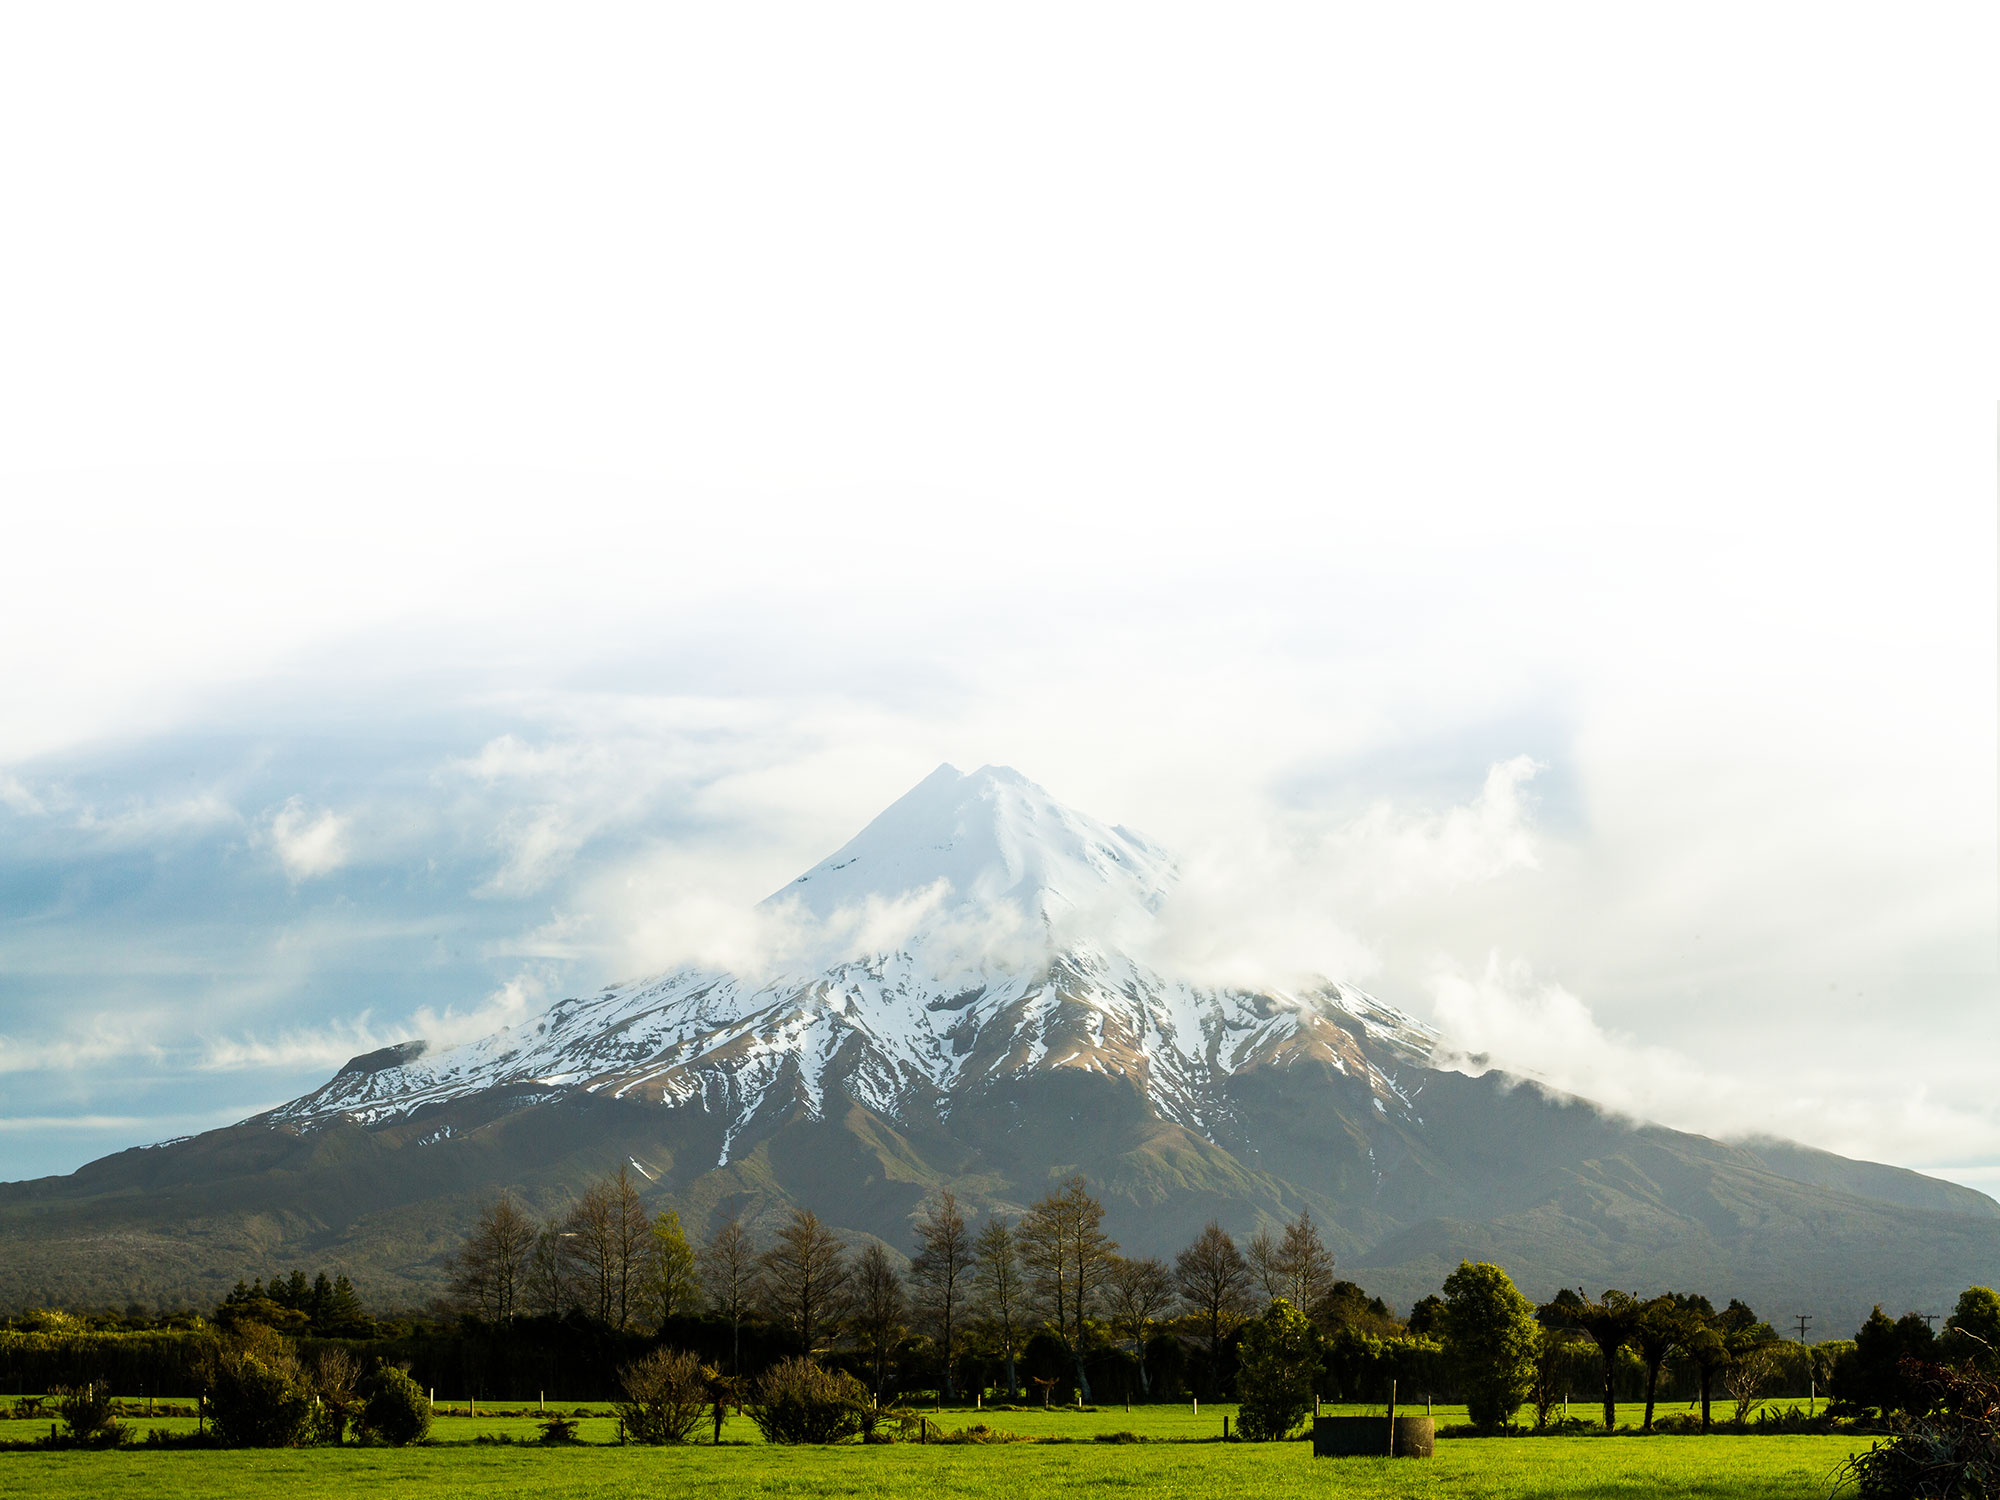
[1310,1415,1434,1458]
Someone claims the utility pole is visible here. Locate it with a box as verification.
[1796,1315,1815,1414]
[1921,1314,1941,1330]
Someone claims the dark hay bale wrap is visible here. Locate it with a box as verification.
[1311,1415,1435,1458]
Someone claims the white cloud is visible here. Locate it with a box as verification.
[406,970,555,1049]
[0,1020,169,1074]
[1428,953,2000,1174]
[197,1014,384,1072]
[72,791,240,847]
[268,797,350,881]
[1138,757,1548,991]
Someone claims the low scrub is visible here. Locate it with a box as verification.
[745,1358,868,1445]
[936,1423,1029,1444]
[616,1347,709,1445]
[54,1384,126,1447]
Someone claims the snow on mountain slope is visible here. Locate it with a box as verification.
[271,765,1438,1157]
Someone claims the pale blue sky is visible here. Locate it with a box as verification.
[2,4,1996,1190]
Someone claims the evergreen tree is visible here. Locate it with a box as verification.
[308,1272,334,1331]
[322,1274,368,1337]
[1441,1261,1538,1432]
[1540,1288,1642,1431]
[1634,1294,1704,1432]
[1943,1286,2000,1374]
[642,1208,700,1330]
[1235,1298,1319,1440]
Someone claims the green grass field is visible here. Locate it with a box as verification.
[0,1433,1868,1500]
[3,1394,1829,1444]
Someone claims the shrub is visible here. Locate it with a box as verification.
[357,1366,431,1447]
[616,1347,709,1445]
[745,1357,868,1444]
[1235,1299,1319,1441]
[54,1384,124,1446]
[538,1416,581,1443]
[206,1329,314,1447]
[1841,1359,2000,1498]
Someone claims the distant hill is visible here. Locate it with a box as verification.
[2,764,1990,1335]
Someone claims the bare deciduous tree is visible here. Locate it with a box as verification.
[758,1207,850,1357]
[448,1191,538,1325]
[973,1216,1024,1399]
[1725,1346,1779,1426]
[699,1213,756,1375]
[1278,1208,1337,1319]
[1246,1227,1284,1304]
[563,1167,650,1328]
[851,1243,907,1399]
[526,1218,575,1318]
[1018,1175,1117,1400]
[1104,1255,1176,1396]
[1174,1220,1254,1381]
[910,1190,972,1399]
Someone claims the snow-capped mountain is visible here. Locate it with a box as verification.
[9,765,2000,1328]
[274,764,1437,1157]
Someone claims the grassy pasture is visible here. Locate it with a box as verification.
[0,1394,1835,1444]
[0,1433,1868,1500]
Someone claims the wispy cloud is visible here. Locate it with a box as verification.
[0,1021,170,1074]
[0,771,45,816]
[196,1015,385,1072]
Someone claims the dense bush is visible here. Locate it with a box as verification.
[205,1329,315,1447]
[745,1357,867,1444]
[1235,1299,1318,1441]
[616,1347,709,1444]
[1842,1359,2000,1498]
[358,1366,431,1446]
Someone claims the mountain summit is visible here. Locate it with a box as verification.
[770,763,1175,931]
[2,765,1996,1331]
[275,764,1436,1163]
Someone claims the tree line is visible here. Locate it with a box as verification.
[447,1171,1376,1402]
